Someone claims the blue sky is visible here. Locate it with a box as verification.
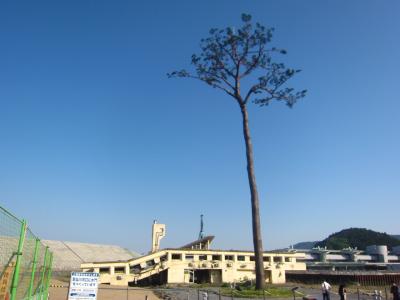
[1,0,399,253]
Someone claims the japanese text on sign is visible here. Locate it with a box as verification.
[68,272,99,300]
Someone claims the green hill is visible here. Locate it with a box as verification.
[293,241,318,249]
[315,228,400,250]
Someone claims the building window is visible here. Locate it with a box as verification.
[250,256,255,261]
[212,255,221,261]
[273,256,282,263]
[160,255,168,262]
[185,255,194,261]
[172,254,182,260]
[263,256,270,262]
[114,267,125,274]
[199,255,207,261]
[130,265,141,274]
[146,260,155,267]
[237,255,245,261]
[99,267,110,274]
[225,255,234,261]
[285,257,291,262]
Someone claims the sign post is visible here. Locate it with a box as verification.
[67,272,99,300]
[0,262,15,300]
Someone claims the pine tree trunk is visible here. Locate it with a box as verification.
[239,104,265,289]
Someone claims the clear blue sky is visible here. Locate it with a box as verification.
[1,0,399,254]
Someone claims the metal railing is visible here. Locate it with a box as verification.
[0,205,53,300]
[46,285,400,300]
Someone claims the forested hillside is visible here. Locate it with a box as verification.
[314,228,400,250]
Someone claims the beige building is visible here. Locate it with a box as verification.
[81,222,306,286]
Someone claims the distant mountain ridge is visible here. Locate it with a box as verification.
[293,228,400,250]
[292,241,318,249]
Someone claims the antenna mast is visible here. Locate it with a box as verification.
[198,214,204,239]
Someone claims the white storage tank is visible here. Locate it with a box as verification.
[366,245,388,263]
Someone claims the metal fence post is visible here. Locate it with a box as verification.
[43,252,53,300]
[27,238,40,299]
[10,220,27,300]
[219,289,221,300]
[39,247,49,300]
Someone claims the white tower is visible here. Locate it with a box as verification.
[151,220,166,253]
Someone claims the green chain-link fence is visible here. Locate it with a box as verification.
[0,205,53,300]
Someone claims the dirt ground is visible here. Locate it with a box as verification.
[49,280,160,300]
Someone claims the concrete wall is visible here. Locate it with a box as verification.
[43,240,139,271]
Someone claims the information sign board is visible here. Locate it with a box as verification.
[67,272,99,300]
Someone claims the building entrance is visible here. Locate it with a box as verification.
[191,269,222,284]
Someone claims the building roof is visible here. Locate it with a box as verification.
[179,235,215,249]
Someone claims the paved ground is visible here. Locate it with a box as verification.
[48,279,387,300]
[48,287,384,300]
[49,281,160,300]
[159,286,385,300]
